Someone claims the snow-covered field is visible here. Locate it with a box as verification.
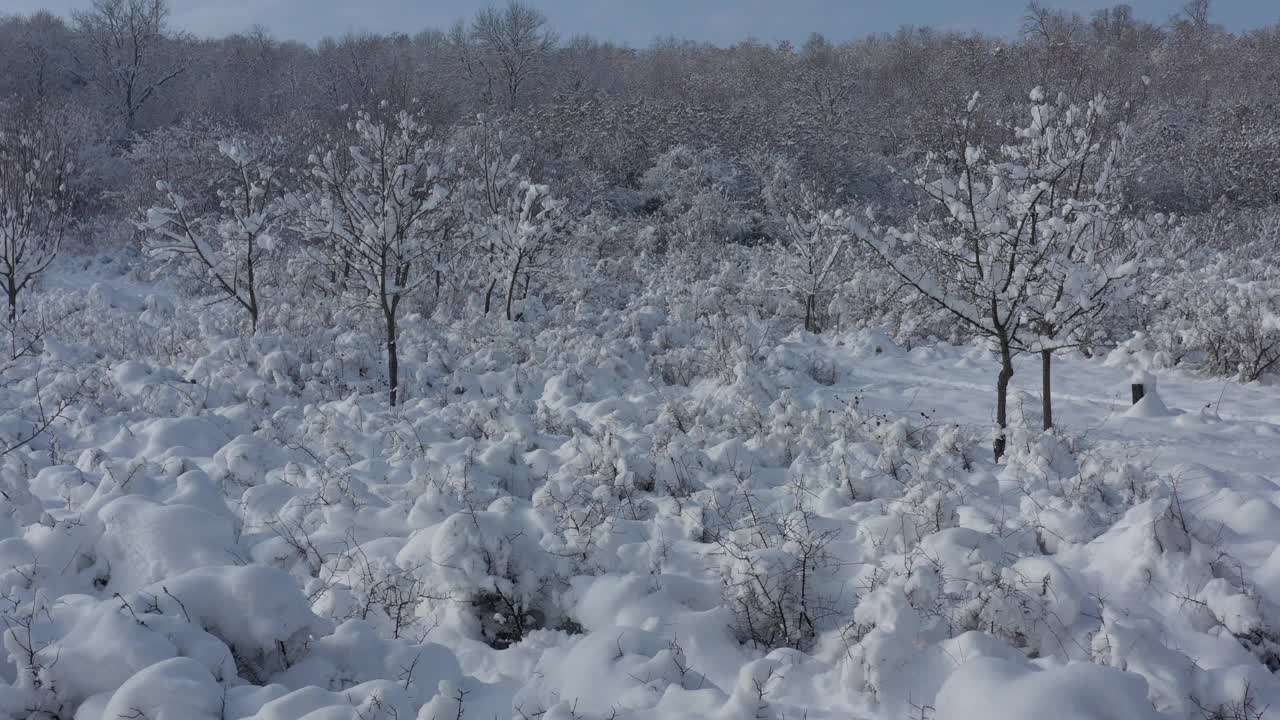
[3,253,1280,720]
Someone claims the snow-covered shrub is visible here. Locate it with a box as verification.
[709,480,844,651]
[637,145,757,253]
[409,503,575,649]
[1181,278,1280,382]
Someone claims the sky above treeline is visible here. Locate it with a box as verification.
[8,0,1276,46]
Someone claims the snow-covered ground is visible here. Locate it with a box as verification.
[5,255,1280,720]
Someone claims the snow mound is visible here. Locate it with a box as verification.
[96,495,238,591]
[935,657,1161,720]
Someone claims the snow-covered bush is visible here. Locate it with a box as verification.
[1143,208,1280,381]
[1183,279,1280,382]
[412,504,576,649]
[637,145,757,253]
[709,480,844,651]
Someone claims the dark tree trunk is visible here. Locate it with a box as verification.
[385,308,399,407]
[246,247,259,334]
[505,255,524,322]
[994,338,1015,462]
[1041,349,1053,431]
[484,277,498,315]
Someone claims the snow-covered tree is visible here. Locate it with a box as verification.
[492,180,564,321]
[456,115,522,315]
[639,145,750,253]
[456,116,565,320]
[299,109,456,407]
[1013,90,1143,430]
[1024,211,1145,429]
[0,102,74,326]
[759,157,849,334]
[140,135,287,334]
[856,88,1137,458]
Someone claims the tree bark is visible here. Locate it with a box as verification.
[1041,348,1053,431]
[994,339,1015,462]
[484,277,497,315]
[246,241,259,334]
[385,308,399,407]
[505,254,524,322]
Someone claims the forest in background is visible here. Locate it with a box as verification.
[2,0,1278,222]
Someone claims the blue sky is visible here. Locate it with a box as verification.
[9,0,1277,45]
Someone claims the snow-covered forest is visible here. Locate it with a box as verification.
[3,0,1280,718]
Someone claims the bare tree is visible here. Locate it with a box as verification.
[299,109,457,407]
[455,1,557,109]
[0,12,77,101]
[72,0,187,135]
[0,102,74,326]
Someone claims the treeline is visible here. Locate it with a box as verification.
[1,0,1279,219]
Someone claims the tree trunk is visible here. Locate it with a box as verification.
[5,285,15,325]
[484,277,498,315]
[246,240,258,334]
[804,293,816,334]
[385,309,399,408]
[505,255,524,322]
[1041,349,1053,431]
[994,339,1015,462]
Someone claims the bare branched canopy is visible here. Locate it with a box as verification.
[71,0,187,134]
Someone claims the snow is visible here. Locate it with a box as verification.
[5,256,1280,720]
[934,657,1162,720]
[95,495,238,591]
[97,657,224,720]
